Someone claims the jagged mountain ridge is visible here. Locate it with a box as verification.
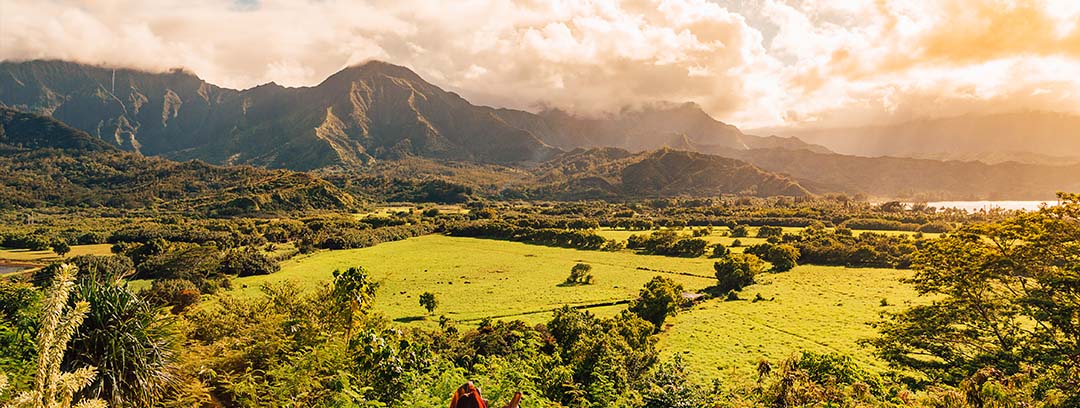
[0,107,357,211]
[496,102,832,154]
[0,60,558,169]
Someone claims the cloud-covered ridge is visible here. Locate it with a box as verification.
[2,0,1077,128]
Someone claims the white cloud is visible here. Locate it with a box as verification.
[1,0,1077,129]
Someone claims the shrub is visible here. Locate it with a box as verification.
[756,226,784,238]
[746,243,800,272]
[917,222,952,233]
[629,276,686,330]
[142,279,201,313]
[219,247,280,277]
[730,225,749,238]
[710,243,729,258]
[714,254,764,292]
[566,263,594,285]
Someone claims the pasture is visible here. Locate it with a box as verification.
[229,233,921,385]
[659,265,922,381]
[234,235,718,324]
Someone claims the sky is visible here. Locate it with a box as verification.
[1,0,1078,129]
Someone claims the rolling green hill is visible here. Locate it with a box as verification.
[0,107,356,211]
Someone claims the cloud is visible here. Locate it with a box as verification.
[755,0,1080,128]
[1,0,1078,129]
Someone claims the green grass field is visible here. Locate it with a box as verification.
[226,234,923,385]
[1,244,115,276]
[235,235,718,325]
[0,244,114,262]
[658,265,922,382]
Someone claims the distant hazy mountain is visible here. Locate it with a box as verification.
[0,107,355,211]
[528,147,810,199]
[496,102,831,154]
[0,60,558,169]
[762,112,1080,165]
[715,148,1080,200]
[3,59,1076,201]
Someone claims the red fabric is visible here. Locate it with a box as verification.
[450,382,487,408]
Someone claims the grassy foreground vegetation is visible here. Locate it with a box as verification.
[1,195,1076,406]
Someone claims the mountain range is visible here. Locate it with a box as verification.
[0,106,356,211]
[2,59,1079,201]
[760,112,1080,165]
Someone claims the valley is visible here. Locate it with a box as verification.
[1,22,1078,406]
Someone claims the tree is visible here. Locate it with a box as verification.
[710,243,728,258]
[869,193,1080,401]
[642,354,708,408]
[419,292,438,315]
[566,263,595,285]
[766,244,800,272]
[52,242,70,258]
[629,276,686,330]
[7,264,106,408]
[219,247,280,277]
[756,226,783,238]
[331,266,378,343]
[730,225,749,238]
[714,254,764,292]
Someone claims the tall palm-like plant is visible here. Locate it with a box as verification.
[65,275,178,407]
[6,264,105,408]
[331,266,378,344]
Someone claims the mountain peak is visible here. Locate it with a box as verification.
[320,60,426,87]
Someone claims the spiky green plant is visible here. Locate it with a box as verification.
[66,277,177,407]
[6,264,105,408]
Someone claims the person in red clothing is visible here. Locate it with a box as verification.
[449,382,521,408]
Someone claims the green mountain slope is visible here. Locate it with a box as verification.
[497,102,831,154]
[526,148,811,199]
[0,108,356,211]
[0,60,557,169]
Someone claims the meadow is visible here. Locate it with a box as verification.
[659,266,921,381]
[231,233,922,383]
[0,244,114,276]
[234,234,718,324]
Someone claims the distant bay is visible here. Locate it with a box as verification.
[925,201,1053,212]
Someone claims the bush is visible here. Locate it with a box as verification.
[627,231,707,257]
[756,226,784,238]
[746,243,800,272]
[710,243,729,258]
[33,254,134,287]
[714,254,764,292]
[730,225,749,238]
[917,222,952,233]
[566,263,594,285]
[629,276,686,330]
[142,279,201,313]
[219,247,280,277]
[135,245,228,293]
